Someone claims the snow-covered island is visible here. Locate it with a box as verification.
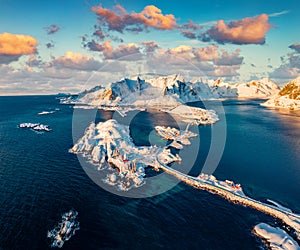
[253,223,299,250]
[19,123,51,132]
[262,77,300,110]
[71,119,188,190]
[155,125,197,149]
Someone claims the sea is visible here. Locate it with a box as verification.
[0,95,300,249]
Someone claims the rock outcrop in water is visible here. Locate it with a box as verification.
[47,210,80,248]
[253,223,299,250]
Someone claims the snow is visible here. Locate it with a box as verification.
[236,78,279,98]
[19,123,51,132]
[262,77,300,110]
[62,75,280,124]
[164,105,219,125]
[205,78,279,98]
[267,199,293,213]
[66,74,300,242]
[71,119,182,190]
[262,95,300,110]
[155,125,197,149]
[47,210,80,248]
[38,111,55,115]
[197,173,245,196]
[254,223,299,250]
[72,120,300,241]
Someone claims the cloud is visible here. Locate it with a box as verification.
[168,45,193,54]
[0,57,129,95]
[269,50,300,80]
[179,20,201,39]
[199,14,272,45]
[145,44,243,78]
[180,30,196,39]
[91,4,177,33]
[46,41,55,49]
[268,10,289,17]
[0,55,20,64]
[181,20,199,30]
[210,65,241,77]
[52,51,103,71]
[213,49,244,66]
[270,65,299,79]
[189,45,243,66]
[165,45,194,60]
[288,54,300,68]
[44,24,60,35]
[289,43,300,53]
[141,41,159,53]
[193,45,219,61]
[84,39,105,52]
[0,32,38,56]
[85,40,142,60]
[93,29,106,40]
[26,55,44,68]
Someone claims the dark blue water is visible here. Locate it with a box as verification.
[0,96,299,249]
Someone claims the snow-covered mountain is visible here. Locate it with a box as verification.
[60,74,280,123]
[66,75,279,107]
[262,77,300,110]
[73,74,205,107]
[64,74,219,125]
[208,78,279,98]
[235,78,279,98]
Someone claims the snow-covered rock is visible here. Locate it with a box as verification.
[19,123,51,132]
[262,77,300,110]
[253,223,299,250]
[38,111,55,115]
[47,210,80,248]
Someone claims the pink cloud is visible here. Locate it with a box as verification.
[181,20,199,30]
[93,29,106,40]
[52,51,103,71]
[181,30,196,39]
[200,14,272,45]
[86,40,142,60]
[91,4,177,33]
[193,45,219,61]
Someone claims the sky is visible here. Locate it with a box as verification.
[0,0,300,95]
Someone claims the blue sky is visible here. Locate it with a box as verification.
[0,0,299,94]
